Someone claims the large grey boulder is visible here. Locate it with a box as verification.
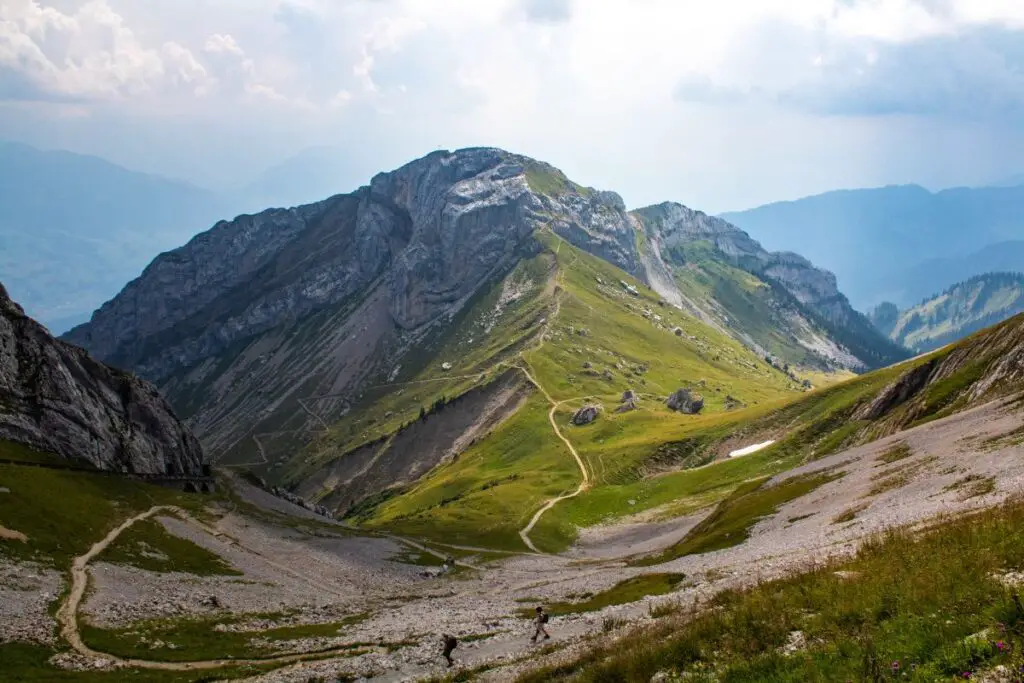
[571,405,601,425]
[0,282,204,474]
[666,388,704,415]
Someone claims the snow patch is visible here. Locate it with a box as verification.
[729,440,776,458]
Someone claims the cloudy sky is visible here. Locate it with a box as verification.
[2,0,1024,212]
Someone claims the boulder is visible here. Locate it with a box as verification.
[571,405,600,425]
[621,389,636,402]
[666,388,704,414]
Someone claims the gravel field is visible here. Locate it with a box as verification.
[0,558,62,644]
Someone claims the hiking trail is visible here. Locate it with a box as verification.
[514,237,591,553]
[54,505,410,672]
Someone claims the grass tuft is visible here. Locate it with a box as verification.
[875,441,913,465]
[832,502,869,524]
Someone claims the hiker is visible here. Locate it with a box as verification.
[530,606,551,642]
[441,633,458,667]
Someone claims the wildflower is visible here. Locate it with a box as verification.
[962,673,971,679]
[995,640,1006,651]
[891,661,900,673]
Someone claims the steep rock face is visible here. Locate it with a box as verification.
[849,311,1024,436]
[635,203,845,325]
[631,202,905,369]
[382,150,541,328]
[0,283,203,474]
[65,148,543,383]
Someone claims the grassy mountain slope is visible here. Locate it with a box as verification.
[360,297,1024,552]
[662,239,859,371]
[632,203,907,373]
[341,233,805,550]
[871,272,1024,353]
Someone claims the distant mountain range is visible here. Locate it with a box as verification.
[0,142,370,334]
[721,184,1024,310]
[0,142,231,332]
[869,272,1024,354]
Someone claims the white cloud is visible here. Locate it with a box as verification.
[0,0,207,100]
[5,0,1024,211]
[204,33,244,56]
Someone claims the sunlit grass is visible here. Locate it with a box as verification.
[518,496,1024,682]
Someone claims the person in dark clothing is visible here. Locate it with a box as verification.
[530,606,551,642]
[441,633,458,667]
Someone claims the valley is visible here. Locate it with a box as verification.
[2,379,1023,681]
[4,147,1024,682]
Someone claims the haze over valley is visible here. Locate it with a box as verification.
[3,2,1024,681]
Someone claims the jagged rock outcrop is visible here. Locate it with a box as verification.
[571,405,601,425]
[854,360,938,421]
[845,312,1024,438]
[0,283,203,474]
[666,389,704,414]
[631,202,905,370]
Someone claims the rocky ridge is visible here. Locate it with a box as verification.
[632,202,904,369]
[870,272,1024,354]
[0,282,204,474]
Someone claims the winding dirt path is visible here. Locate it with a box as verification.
[54,505,392,672]
[512,240,592,552]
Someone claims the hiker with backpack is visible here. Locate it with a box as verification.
[531,606,551,642]
[441,633,458,667]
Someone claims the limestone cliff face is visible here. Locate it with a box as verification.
[0,283,203,474]
[633,203,845,322]
[65,149,547,383]
[630,202,904,369]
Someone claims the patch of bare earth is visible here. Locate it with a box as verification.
[0,558,62,644]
